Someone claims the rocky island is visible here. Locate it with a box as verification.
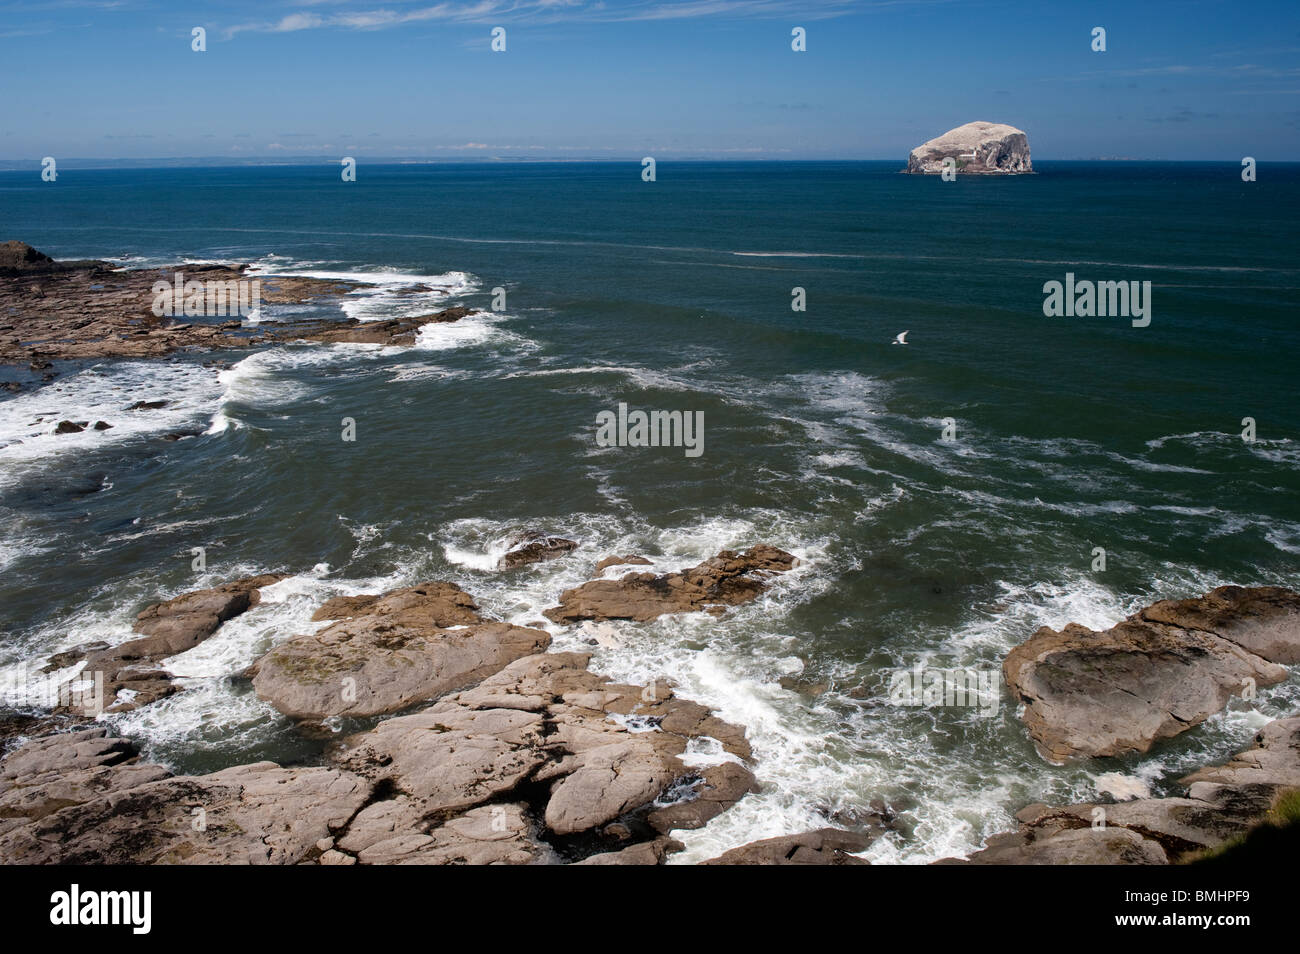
[905,121,1033,174]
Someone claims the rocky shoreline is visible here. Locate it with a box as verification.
[0,546,808,865]
[0,241,477,384]
[954,585,1300,865]
[3,553,1296,864]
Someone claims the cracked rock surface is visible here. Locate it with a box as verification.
[1004,585,1299,761]
[246,582,551,719]
[544,544,798,624]
[0,576,761,865]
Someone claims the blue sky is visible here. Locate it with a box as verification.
[1,0,1298,160]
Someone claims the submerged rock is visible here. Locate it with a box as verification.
[299,306,474,346]
[905,121,1032,175]
[1003,585,1299,761]
[544,544,798,624]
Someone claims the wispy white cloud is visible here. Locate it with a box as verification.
[223,0,896,36]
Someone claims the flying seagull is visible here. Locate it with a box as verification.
[892,331,909,345]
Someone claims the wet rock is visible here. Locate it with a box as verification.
[298,306,474,347]
[40,640,111,672]
[1003,586,1297,761]
[593,555,652,573]
[1180,716,1300,790]
[544,545,798,624]
[128,573,284,654]
[498,531,578,570]
[646,761,759,832]
[247,582,550,719]
[574,836,683,865]
[65,574,286,714]
[951,716,1300,865]
[54,420,84,434]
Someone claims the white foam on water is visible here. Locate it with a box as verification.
[205,343,386,433]
[510,361,726,397]
[414,311,535,354]
[245,262,477,324]
[0,362,224,485]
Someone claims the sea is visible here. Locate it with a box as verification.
[1,160,1297,863]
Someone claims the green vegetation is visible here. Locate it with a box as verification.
[1189,789,1300,864]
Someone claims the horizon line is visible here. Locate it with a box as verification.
[1,157,1295,169]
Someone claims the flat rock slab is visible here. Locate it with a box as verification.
[0,730,371,864]
[1180,716,1300,790]
[956,827,1169,866]
[544,544,797,624]
[1004,586,1297,761]
[701,828,874,865]
[354,803,553,865]
[129,573,287,656]
[333,651,754,849]
[1140,585,1300,664]
[248,582,550,719]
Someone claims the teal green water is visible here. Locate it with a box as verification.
[1,161,1297,861]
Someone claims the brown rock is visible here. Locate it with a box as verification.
[1003,586,1296,761]
[574,837,683,865]
[957,827,1168,865]
[594,555,653,573]
[0,758,371,864]
[498,532,579,570]
[1140,585,1300,665]
[544,544,798,624]
[954,715,1300,865]
[64,574,285,714]
[247,582,550,719]
[701,828,874,865]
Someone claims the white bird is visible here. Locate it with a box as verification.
[892,331,909,345]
